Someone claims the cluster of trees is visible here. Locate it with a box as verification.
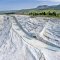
[5,12,15,14]
[29,11,57,16]
[48,11,56,16]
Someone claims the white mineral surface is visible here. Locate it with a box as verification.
[0,15,60,60]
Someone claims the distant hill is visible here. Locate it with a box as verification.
[36,5,60,10]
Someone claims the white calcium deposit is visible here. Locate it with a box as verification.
[40,20,60,47]
[0,15,60,60]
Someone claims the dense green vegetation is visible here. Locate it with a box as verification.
[18,9,60,18]
[29,11,57,16]
[28,10,60,17]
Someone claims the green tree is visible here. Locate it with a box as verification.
[52,11,56,16]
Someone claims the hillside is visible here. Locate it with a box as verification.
[36,5,60,10]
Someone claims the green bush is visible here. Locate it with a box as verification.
[29,11,58,17]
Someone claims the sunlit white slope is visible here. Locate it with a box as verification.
[0,15,45,60]
[40,20,60,47]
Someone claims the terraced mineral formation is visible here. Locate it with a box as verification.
[0,15,60,60]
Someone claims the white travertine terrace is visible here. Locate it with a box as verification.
[0,15,60,60]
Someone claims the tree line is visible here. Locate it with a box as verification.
[29,11,57,16]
